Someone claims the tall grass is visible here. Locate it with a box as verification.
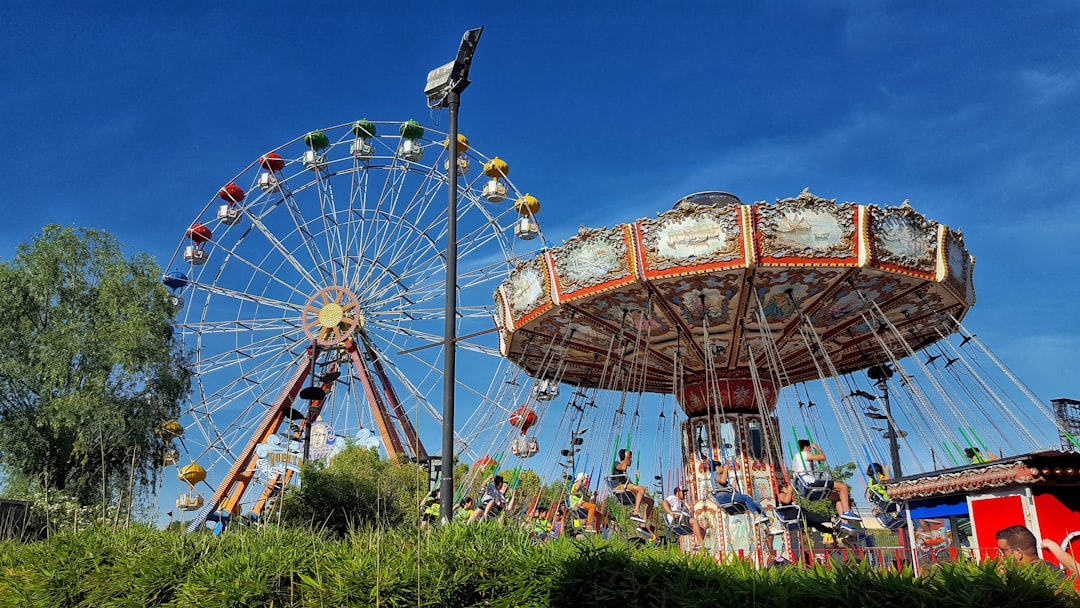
[0,524,1075,607]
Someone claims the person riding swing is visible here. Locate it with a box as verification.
[712,461,784,535]
[791,439,861,533]
[610,448,654,524]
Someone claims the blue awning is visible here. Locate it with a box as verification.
[908,496,969,519]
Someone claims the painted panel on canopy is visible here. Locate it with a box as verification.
[502,254,554,327]
[504,286,684,391]
[745,268,849,327]
[637,203,748,279]
[754,191,860,267]
[867,203,940,280]
[559,285,685,387]
[804,270,915,328]
[778,290,964,381]
[551,224,637,304]
[942,228,976,306]
[649,272,745,372]
[649,272,746,331]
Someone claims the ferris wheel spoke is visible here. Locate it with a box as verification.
[349,167,420,291]
[175,317,299,336]
[188,281,303,315]
[243,202,327,292]
[190,331,305,378]
[275,180,337,287]
[365,320,501,357]
[165,120,538,529]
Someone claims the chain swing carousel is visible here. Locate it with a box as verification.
[491,189,1003,561]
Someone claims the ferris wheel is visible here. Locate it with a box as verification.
[159,119,543,531]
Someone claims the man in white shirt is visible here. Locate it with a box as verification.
[791,439,860,533]
[662,486,705,549]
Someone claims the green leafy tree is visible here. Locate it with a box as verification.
[277,445,427,536]
[0,225,189,505]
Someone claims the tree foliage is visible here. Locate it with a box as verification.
[0,225,190,505]
[277,446,428,536]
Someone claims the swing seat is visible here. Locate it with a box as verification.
[876,512,907,530]
[774,504,805,531]
[866,486,905,529]
[605,475,636,506]
[569,506,589,520]
[866,486,902,514]
[793,470,833,501]
[668,512,694,536]
[712,489,748,516]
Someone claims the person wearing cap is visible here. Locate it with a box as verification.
[569,472,598,532]
[662,486,705,549]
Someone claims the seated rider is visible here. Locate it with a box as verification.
[963,446,997,464]
[468,474,512,523]
[791,440,860,532]
[776,480,834,533]
[421,489,441,525]
[712,462,783,535]
[612,448,655,524]
[569,472,598,532]
[865,462,891,501]
[662,486,705,548]
[452,496,475,523]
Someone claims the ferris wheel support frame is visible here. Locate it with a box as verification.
[345,337,412,458]
[188,335,428,532]
[360,334,428,461]
[187,353,314,532]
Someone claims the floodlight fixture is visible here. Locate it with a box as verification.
[425,27,484,108]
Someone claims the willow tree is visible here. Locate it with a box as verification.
[0,225,190,505]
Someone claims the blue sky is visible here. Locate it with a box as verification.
[3,3,1079,516]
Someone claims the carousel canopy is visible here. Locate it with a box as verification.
[494,190,975,405]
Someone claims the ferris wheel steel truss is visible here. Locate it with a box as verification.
[161,120,537,531]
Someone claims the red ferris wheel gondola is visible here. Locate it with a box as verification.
[509,406,537,434]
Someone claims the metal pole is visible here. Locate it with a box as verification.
[883,383,902,477]
[439,88,461,522]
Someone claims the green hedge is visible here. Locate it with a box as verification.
[0,525,1076,607]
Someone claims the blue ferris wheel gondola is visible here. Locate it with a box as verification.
[163,269,189,292]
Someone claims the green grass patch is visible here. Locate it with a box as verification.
[0,524,1076,607]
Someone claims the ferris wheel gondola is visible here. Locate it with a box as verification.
[161,120,542,532]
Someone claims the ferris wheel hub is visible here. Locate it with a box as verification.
[318,302,344,327]
[303,286,363,346]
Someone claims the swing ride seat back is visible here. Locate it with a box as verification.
[793,470,833,502]
[865,485,902,515]
[876,512,907,530]
[605,475,637,506]
[668,512,695,536]
[711,488,749,516]
[568,506,589,520]
[774,504,804,531]
[866,486,906,529]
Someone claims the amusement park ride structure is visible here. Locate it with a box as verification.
[159,117,544,533]
[154,87,1078,568]
[489,189,1079,567]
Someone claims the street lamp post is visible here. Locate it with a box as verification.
[869,365,902,478]
[426,27,483,522]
